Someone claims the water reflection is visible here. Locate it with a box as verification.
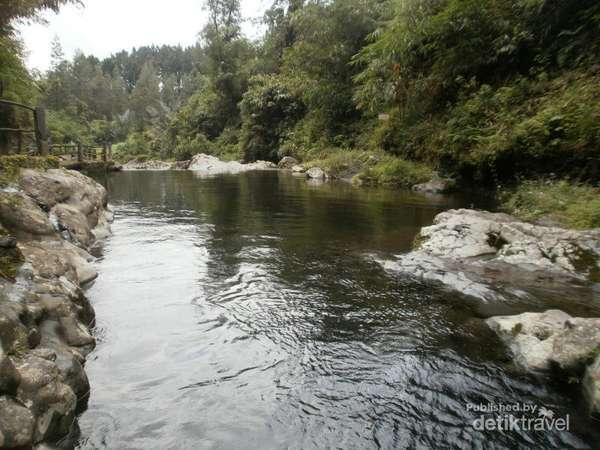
[77,171,599,449]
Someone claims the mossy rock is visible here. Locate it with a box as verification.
[0,247,24,281]
[0,156,59,187]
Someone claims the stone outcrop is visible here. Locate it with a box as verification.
[380,209,600,302]
[0,168,111,448]
[486,310,600,417]
[412,173,455,194]
[379,208,600,417]
[188,153,276,175]
[277,156,299,170]
[122,159,174,171]
[306,167,327,180]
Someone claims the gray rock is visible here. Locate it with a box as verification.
[172,160,191,170]
[51,203,94,247]
[412,175,455,194]
[291,165,305,174]
[0,396,35,448]
[551,318,600,373]
[380,210,600,302]
[0,346,20,395]
[189,154,276,175]
[584,356,600,417]
[306,167,327,180]
[15,354,77,443]
[0,191,56,237]
[122,160,173,171]
[486,310,572,371]
[278,156,299,170]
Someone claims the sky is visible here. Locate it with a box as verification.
[17,0,271,72]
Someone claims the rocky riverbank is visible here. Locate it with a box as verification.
[380,208,600,417]
[122,154,277,173]
[0,168,112,448]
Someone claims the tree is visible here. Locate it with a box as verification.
[130,61,162,130]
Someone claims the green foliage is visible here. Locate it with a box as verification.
[502,179,600,229]
[240,75,304,162]
[0,155,59,186]
[357,156,433,187]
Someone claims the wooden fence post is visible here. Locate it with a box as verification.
[77,143,83,162]
[102,143,107,162]
[34,107,49,156]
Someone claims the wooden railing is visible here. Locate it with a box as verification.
[0,98,112,163]
[0,99,49,155]
[49,143,112,163]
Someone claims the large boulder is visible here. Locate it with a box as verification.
[306,167,327,180]
[278,156,299,170]
[0,346,20,395]
[0,191,56,237]
[189,154,277,175]
[50,204,94,247]
[552,318,600,373]
[487,310,600,418]
[122,160,173,171]
[15,354,77,443]
[0,396,35,448]
[19,240,97,285]
[412,174,455,194]
[379,209,600,303]
[486,310,572,372]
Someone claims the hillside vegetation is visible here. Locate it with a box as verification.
[1,0,599,227]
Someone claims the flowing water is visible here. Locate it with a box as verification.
[77,170,599,449]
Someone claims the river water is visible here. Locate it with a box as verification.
[77,170,599,449]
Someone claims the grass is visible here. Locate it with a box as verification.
[501,179,600,229]
[0,155,59,187]
[302,148,434,188]
[356,157,433,188]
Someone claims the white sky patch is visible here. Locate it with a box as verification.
[17,0,270,72]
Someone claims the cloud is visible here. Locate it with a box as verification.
[17,0,270,71]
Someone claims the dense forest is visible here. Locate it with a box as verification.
[2,0,600,226]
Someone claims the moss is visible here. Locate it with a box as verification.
[412,233,428,251]
[501,180,600,230]
[511,323,523,337]
[0,155,59,187]
[0,247,24,282]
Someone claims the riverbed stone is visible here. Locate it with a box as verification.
[15,354,77,443]
[551,318,600,373]
[0,167,109,447]
[306,167,327,180]
[0,346,20,395]
[0,191,56,237]
[0,396,35,448]
[51,204,94,247]
[412,175,455,194]
[122,159,174,170]
[291,165,305,174]
[278,156,299,169]
[380,209,600,303]
[486,310,572,371]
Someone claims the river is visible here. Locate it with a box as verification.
[76,170,599,449]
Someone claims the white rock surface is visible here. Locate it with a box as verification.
[188,154,276,175]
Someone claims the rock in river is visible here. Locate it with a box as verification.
[278,156,299,170]
[0,167,111,448]
[306,167,327,180]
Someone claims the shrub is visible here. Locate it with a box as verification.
[502,179,600,229]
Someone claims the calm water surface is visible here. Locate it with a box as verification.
[77,171,599,449]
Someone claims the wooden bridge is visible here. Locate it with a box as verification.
[0,99,112,164]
